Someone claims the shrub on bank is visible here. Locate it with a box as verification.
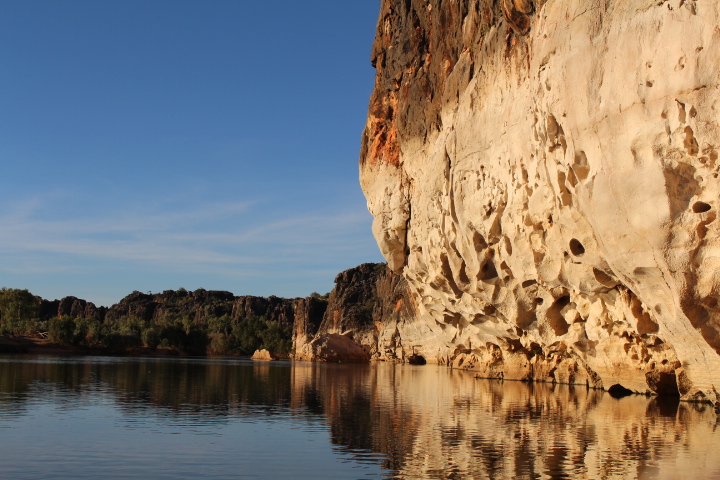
[48,316,75,344]
[141,326,160,349]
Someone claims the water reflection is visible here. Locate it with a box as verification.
[290,363,720,479]
[0,356,719,479]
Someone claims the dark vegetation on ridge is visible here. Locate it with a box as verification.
[0,285,331,356]
[0,263,393,357]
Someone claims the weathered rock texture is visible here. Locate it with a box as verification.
[39,296,107,322]
[291,296,331,355]
[293,263,416,362]
[251,349,278,361]
[360,0,720,401]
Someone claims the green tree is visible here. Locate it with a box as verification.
[73,317,101,345]
[114,315,146,343]
[141,326,160,349]
[181,314,194,335]
[158,324,186,349]
[48,316,75,344]
[207,315,232,354]
[183,327,208,355]
[231,316,264,354]
[98,315,144,353]
[259,319,292,354]
[208,333,230,355]
[207,315,232,336]
[0,288,40,335]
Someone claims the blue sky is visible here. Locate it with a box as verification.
[0,1,384,306]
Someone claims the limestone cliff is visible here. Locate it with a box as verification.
[39,296,107,322]
[360,0,720,401]
[293,263,417,362]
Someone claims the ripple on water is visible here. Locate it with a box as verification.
[0,357,719,479]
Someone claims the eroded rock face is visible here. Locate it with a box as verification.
[293,333,371,363]
[291,296,329,355]
[360,0,720,401]
[293,263,418,362]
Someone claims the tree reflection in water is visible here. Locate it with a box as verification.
[0,356,718,479]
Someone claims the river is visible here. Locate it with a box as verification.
[0,356,718,479]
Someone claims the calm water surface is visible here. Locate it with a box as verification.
[0,355,718,479]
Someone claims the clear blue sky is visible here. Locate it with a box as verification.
[0,1,384,306]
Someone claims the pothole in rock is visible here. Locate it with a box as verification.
[693,201,711,213]
[569,238,585,256]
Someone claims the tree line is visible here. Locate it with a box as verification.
[0,287,294,355]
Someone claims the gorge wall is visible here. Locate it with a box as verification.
[293,263,416,363]
[359,0,720,402]
[27,289,326,355]
[37,290,306,329]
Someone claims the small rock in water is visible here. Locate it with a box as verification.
[251,349,278,361]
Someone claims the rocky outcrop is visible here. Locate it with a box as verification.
[58,296,105,320]
[293,263,417,362]
[39,297,107,322]
[294,333,371,363]
[251,349,278,361]
[40,289,301,331]
[360,0,720,401]
[291,296,329,356]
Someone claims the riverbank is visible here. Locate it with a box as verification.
[0,334,185,356]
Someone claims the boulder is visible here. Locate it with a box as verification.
[251,349,278,361]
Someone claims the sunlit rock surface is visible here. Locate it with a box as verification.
[293,263,416,362]
[360,0,720,401]
[251,349,278,361]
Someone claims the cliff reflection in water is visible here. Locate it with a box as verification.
[1,357,719,479]
[291,363,720,479]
